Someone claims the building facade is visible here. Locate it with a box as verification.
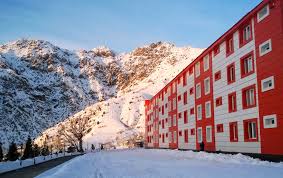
[145,0,283,156]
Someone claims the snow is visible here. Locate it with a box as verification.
[36,149,283,178]
[0,152,80,174]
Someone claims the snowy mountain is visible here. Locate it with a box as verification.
[0,39,203,149]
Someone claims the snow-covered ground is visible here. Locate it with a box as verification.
[0,152,80,174]
[37,149,283,178]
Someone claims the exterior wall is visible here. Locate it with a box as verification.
[145,0,283,156]
[212,19,261,153]
[195,53,216,151]
[254,0,283,155]
[177,69,196,150]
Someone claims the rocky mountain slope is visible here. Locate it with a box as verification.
[0,39,203,149]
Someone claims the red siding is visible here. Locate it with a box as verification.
[254,0,283,155]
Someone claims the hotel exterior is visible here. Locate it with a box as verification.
[144,0,283,156]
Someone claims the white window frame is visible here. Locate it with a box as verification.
[195,62,200,78]
[261,76,275,92]
[197,127,203,143]
[257,4,270,23]
[263,114,277,129]
[197,104,202,120]
[243,25,252,41]
[259,39,272,57]
[203,55,209,71]
[245,88,255,107]
[205,101,211,118]
[206,126,212,142]
[196,83,201,99]
[243,56,253,74]
[248,122,257,139]
[204,77,210,95]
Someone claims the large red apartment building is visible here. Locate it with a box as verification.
[145,0,283,156]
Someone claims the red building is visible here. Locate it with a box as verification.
[145,0,283,156]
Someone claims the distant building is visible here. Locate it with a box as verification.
[145,0,283,156]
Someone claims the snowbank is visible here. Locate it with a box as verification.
[0,152,80,174]
[37,149,283,178]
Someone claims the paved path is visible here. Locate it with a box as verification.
[0,155,79,178]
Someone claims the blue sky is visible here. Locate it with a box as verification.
[0,0,261,52]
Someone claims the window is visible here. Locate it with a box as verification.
[169,132,172,142]
[227,63,235,84]
[226,37,234,56]
[162,120,165,129]
[162,106,164,115]
[172,98,177,110]
[213,45,220,57]
[241,52,254,78]
[173,131,177,143]
[172,115,177,126]
[204,77,210,95]
[215,97,223,107]
[259,39,272,56]
[204,55,209,71]
[184,111,188,124]
[178,95,181,101]
[197,127,203,143]
[243,25,252,42]
[263,114,277,128]
[228,92,237,113]
[196,83,201,99]
[178,77,181,84]
[191,129,195,135]
[183,92,188,105]
[229,122,238,142]
[183,73,187,86]
[261,76,275,92]
[178,112,182,119]
[162,134,165,143]
[190,87,194,95]
[168,117,171,127]
[257,5,269,22]
[190,107,194,115]
[242,85,256,109]
[206,126,212,142]
[197,104,202,120]
[172,82,176,93]
[184,129,189,143]
[244,118,258,142]
[216,124,224,133]
[205,101,211,118]
[214,71,221,81]
[195,62,200,77]
[179,131,182,136]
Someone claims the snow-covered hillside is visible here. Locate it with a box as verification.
[37,149,283,178]
[0,39,203,149]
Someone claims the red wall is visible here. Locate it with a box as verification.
[254,0,283,155]
[194,53,216,151]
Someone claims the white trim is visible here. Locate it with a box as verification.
[196,83,201,99]
[257,4,270,23]
[197,127,203,143]
[261,76,275,92]
[204,77,210,95]
[206,126,212,142]
[259,39,272,57]
[263,114,277,128]
[205,101,211,118]
[204,55,209,72]
[197,104,202,120]
[195,62,200,78]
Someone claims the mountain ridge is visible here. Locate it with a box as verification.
[0,39,204,149]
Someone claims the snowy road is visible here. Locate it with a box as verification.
[37,149,283,178]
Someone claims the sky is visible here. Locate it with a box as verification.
[0,0,262,52]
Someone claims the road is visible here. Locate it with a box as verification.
[0,155,79,178]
